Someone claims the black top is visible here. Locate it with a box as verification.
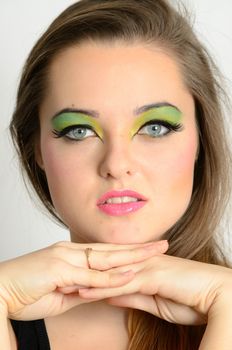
[10,319,50,350]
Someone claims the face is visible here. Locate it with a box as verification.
[37,41,198,244]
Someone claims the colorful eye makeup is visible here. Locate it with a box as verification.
[51,105,183,141]
[130,106,183,138]
[52,112,104,140]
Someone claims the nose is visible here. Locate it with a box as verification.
[98,138,137,180]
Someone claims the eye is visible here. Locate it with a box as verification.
[52,124,97,141]
[137,120,182,138]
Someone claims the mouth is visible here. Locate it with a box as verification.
[97,190,147,216]
[102,196,142,204]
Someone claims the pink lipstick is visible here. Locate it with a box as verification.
[97,190,147,216]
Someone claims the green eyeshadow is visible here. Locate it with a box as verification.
[130,106,182,137]
[52,106,182,140]
[52,112,103,138]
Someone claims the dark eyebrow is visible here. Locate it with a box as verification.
[51,102,180,119]
[133,102,180,115]
[52,108,100,119]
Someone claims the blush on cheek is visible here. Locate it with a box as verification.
[41,141,77,178]
[40,146,68,194]
[169,141,197,197]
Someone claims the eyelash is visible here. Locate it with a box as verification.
[52,124,96,139]
[137,120,183,137]
[52,120,183,140]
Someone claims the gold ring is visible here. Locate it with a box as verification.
[85,248,93,269]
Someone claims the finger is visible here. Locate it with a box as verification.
[151,295,207,325]
[57,293,101,312]
[58,259,145,293]
[78,278,137,299]
[51,240,165,251]
[90,241,168,270]
[57,285,84,294]
[56,241,168,270]
[59,264,135,289]
[107,294,206,325]
[107,293,154,313]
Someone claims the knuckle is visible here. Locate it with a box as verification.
[103,251,112,260]
[98,252,113,270]
[92,270,110,287]
[49,242,69,257]
[131,249,140,262]
[51,241,69,248]
[106,272,113,286]
[107,272,119,287]
[129,247,145,263]
[89,269,100,286]
[86,269,96,286]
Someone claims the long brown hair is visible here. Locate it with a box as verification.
[10,0,231,348]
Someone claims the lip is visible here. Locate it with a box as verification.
[97,190,148,216]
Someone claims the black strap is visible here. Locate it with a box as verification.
[10,319,50,350]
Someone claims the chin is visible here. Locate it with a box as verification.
[69,220,168,245]
[97,229,164,245]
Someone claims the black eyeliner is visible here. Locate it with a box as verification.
[52,124,95,138]
[138,119,183,133]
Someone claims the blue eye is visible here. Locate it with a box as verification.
[138,120,182,138]
[53,125,96,141]
[65,126,95,140]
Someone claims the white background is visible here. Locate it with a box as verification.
[0,0,232,261]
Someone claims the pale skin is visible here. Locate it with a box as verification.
[1,41,232,350]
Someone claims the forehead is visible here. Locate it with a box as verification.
[41,41,193,117]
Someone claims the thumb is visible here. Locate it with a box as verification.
[106,293,154,313]
[106,294,206,325]
[58,293,97,311]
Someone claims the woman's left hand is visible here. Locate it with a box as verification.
[78,243,232,326]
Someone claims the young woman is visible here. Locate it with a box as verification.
[0,0,231,349]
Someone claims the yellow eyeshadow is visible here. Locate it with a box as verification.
[52,112,103,138]
[130,106,182,137]
[52,106,182,139]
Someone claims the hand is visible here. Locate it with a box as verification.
[0,240,167,320]
[79,253,232,326]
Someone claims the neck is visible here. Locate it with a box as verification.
[45,300,129,350]
[67,299,129,330]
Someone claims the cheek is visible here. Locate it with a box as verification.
[146,135,198,198]
[39,141,88,204]
[42,154,70,209]
[169,145,196,195]
[169,141,197,198]
[40,137,96,177]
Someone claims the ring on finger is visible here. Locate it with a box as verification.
[85,248,93,269]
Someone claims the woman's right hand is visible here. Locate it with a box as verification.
[0,240,167,320]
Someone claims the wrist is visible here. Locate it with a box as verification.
[0,294,8,318]
[199,287,232,350]
[0,312,12,350]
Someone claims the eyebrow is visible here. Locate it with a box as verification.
[51,102,180,120]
